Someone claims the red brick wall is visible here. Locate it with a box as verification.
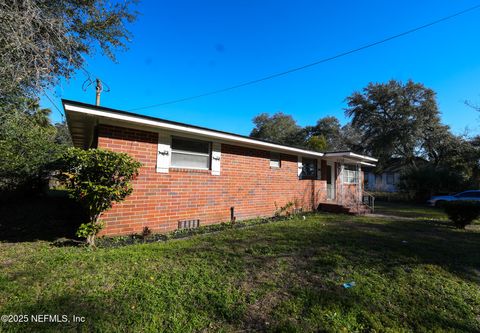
[97,125,327,236]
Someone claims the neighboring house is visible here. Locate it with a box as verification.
[364,157,425,192]
[364,170,401,192]
[63,100,377,236]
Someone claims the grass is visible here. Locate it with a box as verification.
[374,201,448,219]
[1,210,480,332]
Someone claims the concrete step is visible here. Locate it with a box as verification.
[317,202,351,214]
[318,202,372,215]
[346,205,373,215]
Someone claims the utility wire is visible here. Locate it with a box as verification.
[129,3,480,112]
[45,92,65,120]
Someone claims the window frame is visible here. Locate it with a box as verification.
[300,157,317,180]
[343,164,359,184]
[270,152,281,168]
[170,136,211,170]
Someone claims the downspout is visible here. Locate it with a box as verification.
[357,163,361,211]
[339,161,344,206]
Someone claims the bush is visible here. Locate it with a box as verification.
[443,201,480,229]
[0,110,64,192]
[399,165,467,203]
[56,148,141,246]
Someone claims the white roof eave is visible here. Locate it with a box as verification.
[64,103,325,157]
[323,151,378,164]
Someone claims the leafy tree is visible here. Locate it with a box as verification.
[54,121,73,146]
[0,101,66,192]
[468,136,480,188]
[0,0,136,193]
[250,112,305,146]
[308,116,344,151]
[345,80,442,168]
[423,125,478,175]
[305,116,363,152]
[0,0,138,100]
[398,165,466,202]
[305,135,328,152]
[56,148,141,246]
[340,123,363,153]
[397,133,479,199]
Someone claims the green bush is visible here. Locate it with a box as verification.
[0,109,64,192]
[56,148,141,246]
[399,165,467,203]
[443,201,480,229]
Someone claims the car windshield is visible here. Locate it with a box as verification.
[455,191,480,198]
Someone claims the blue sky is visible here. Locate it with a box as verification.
[44,0,480,136]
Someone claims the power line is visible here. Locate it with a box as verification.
[129,3,480,112]
[45,92,65,120]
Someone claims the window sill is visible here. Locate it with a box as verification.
[170,168,211,174]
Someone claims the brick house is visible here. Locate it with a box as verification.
[63,100,377,236]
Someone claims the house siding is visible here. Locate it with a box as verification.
[97,125,328,236]
[365,171,399,192]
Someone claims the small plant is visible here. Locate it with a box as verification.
[141,226,152,240]
[275,201,294,217]
[56,148,141,246]
[76,221,105,245]
[443,201,480,229]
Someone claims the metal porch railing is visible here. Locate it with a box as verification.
[362,191,375,213]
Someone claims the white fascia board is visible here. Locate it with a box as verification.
[349,152,378,162]
[64,104,324,157]
[323,151,377,162]
[360,161,376,167]
[333,157,376,167]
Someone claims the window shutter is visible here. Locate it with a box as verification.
[317,158,322,180]
[297,156,303,177]
[211,142,221,176]
[156,132,171,173]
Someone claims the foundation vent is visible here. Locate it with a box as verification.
[178,219,200,230]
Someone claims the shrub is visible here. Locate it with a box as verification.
[56,148,141,246]
[0,109,64,192]
[443,201,480,229]
[399,165,467,203]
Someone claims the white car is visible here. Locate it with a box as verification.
[427,190,480,207]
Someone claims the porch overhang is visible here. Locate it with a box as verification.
[323,151,377,167]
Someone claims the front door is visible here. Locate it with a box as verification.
[327,162,335,200]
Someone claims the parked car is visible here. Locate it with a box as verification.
[427,190,480,207]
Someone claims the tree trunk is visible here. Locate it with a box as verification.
[86,234,95,247]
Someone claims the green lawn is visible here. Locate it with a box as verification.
[1,212,480,332]
[374,201,448,219]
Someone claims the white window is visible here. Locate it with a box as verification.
[343,164,359,184]
[270,152,280,168]
[171,137,211,169]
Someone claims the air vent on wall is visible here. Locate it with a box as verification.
[178,219,200,230]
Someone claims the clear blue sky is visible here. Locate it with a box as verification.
[43,0,480,136]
